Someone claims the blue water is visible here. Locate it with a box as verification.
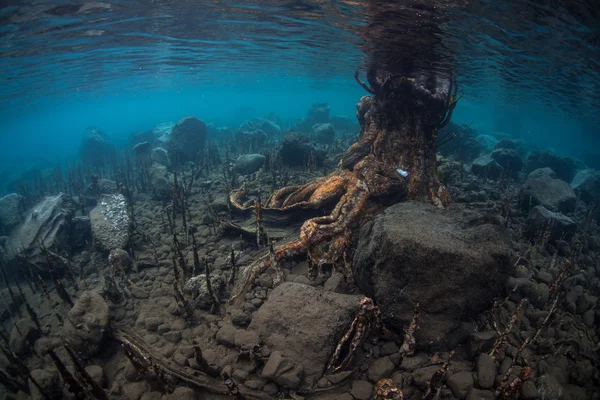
[1,0,599,184]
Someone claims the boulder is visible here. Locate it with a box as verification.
[151,147,171,167]
[353,202,510,348]
[5,194,74,267]
[471,154,504,180]
[261,350,304,390]
[310,123,336,145]
[490,149,523,177]
[9,318,40,355]
[132,141,152,161]
[79,127,115,168]
[527,168,556,180]
[437,123,485,162]
[235,154,266,175]
[167,116,206,164]
[278,132,326,167]
[235,129,268,153]
[149,162,172,200]
[0,193,24,233]
[527,206,577,241]
[29,369,61,400]
[494,139,517,150]
[185,274,224,311]
[129,130,155,148]
[248,282,361,382]
[571,169,600,204]
[525,151,576,182]
[89,194,131,251]
[62,291,109,356]
[238,118,281,137]
[519,173,577,213]
[306,103,330,125]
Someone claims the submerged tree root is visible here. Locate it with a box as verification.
[230,74,457,305]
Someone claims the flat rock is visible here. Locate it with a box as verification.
[520,173,576,213]
[248,282,361,382]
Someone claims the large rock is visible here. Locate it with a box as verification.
[353,202,510,348]
[89,194,131,251]
[79,127,116,168]
[278,132,326,167]
[248,282,361,382]
[527,206,577,241]
[186,274,224,311]
[0,193,24,233]
[62,291,109,356]
[5,194,74,267]
[519,173,577,213]
[571,169,600,204]
[490,149,523,177]
[238,118,281,137]
[167,116,206,164]
[310,123,336,145]
[471,154,504,180]
[151,147,171,167]
[437,123,485,162]
[29,369,61,400]
[525,151,576,182]
[149,162,172,200]
[132,141,152,162]
[305,103,330,125]
[235,129,268,153]
[235,154,266,175]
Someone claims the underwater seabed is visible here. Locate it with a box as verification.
[0,104,599,400]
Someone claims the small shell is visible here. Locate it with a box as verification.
[397,168,409,178]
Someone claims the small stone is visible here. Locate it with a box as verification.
[520,380,538,399]
[475,353,496,389]
[367,356,395,382]
[157,324,170,334]
[131,287,149,299]
[447,371,474,400]
[263,383,278,396]
[173,352,188,366]
[234,329,261,349]
[467,331,498,358]
[216,325,237,348]
[327,370,353,384]
[231,308,252,327]
[582,309,595,328]
[233,369,249,381]
[124,360,142,382]
[380,341,400,356]
[85,365,105,388]
[399,353,430,371]
[123,380,151,400]
[350,380,374,400]
[466,388,495,400]
[164,386,198,400]
[163,331,182,343]
[145,317,161,332]
[250,298,263,307]
[244,379,266,390]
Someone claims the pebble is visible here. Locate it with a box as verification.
[350,380,373,400]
